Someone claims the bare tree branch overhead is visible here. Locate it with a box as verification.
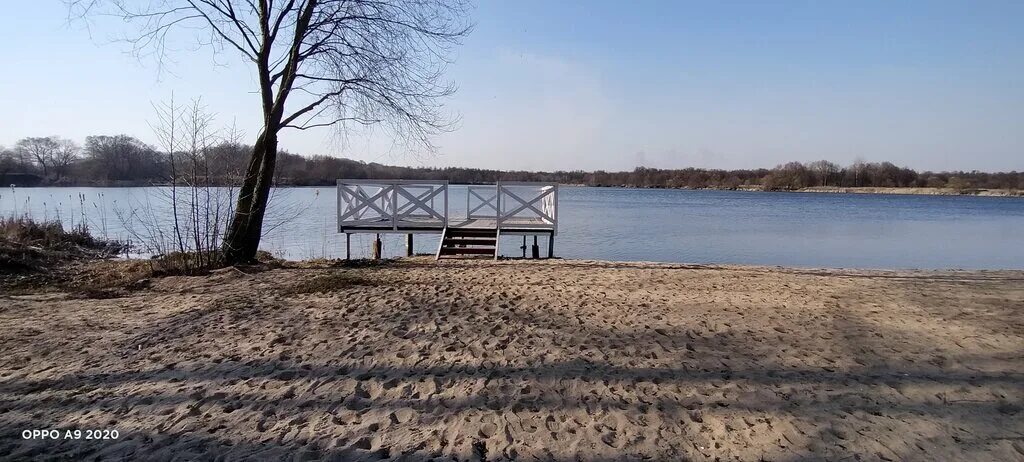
[67,0,472,264]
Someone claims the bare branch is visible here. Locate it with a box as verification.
[68,0,472,262]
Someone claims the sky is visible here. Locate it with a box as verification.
[1,1,1022,172]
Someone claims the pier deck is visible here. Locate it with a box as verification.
[337,180,558,259]
[337,217,551,234]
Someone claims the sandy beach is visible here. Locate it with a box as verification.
[1,258,1022,461]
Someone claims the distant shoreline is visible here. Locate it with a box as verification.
[571,184,1024,197]
[793,186,1022,197]
[4,182,1022,197]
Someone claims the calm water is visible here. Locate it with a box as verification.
[2,186,1022,269]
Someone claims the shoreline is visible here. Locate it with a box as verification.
[794,186,1023,197]
[5,182,1021,197]
[585,185,1023,197]
[2,257,1022,460]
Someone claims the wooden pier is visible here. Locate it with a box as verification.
[337,180,558,260]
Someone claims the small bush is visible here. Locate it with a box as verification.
[0,216,125,277]
[146,249,279,276]
[0,216,112,251]
[0,217,131,293]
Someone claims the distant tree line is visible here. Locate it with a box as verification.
[1,135,1021,191]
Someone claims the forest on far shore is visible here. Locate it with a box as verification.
[2,134,1021,191]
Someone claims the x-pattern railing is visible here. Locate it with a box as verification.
[338,184,392,223]
[467,185,498,218]
[337,180,448,231]
[394,185,447,220]
[497,182,558,234]
[337,180,555,234]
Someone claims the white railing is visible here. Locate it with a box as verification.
[467,185,498,219]
[337,180,448,231]
[496,182,558,235]
[336,180,557,235]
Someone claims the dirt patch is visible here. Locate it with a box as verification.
[280,270,381,295]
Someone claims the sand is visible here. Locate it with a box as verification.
[1,258,1022,461]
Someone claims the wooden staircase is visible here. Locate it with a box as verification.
[436,227,499,259]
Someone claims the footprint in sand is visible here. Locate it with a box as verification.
[544,415,560,432]
[390,407,415,424]
[601,430,626,449]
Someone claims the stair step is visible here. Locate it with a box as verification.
[437,227,500,259]
[443,238,496,246]
[439,247,496,255]
[447,228,498,237]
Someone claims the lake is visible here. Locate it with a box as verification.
[2,186,1022,269]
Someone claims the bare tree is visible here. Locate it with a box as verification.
[69,0,471,264]
[53,138,81,181]
[807,160,839,187]
[83,135,163,182]
[119,96,237,273]
[0,146,17,175]
[15,137,61,179]
[849,158,869,187]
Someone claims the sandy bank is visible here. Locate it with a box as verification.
[1,258,1022,460]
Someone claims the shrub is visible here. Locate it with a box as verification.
[0,216,116,252]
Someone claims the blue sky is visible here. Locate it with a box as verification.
[1,1,1021,172]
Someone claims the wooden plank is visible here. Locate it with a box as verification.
[447,228,499,237]
[443,238,496,246]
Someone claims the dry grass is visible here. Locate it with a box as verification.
[0,217,126,290]
[0,216,201,294]
[0,216,108,250]
[0,216,292,295]
[146,249,283,276]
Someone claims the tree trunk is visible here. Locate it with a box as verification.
[222,128,279,264]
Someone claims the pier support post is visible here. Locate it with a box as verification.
[521,236,527,258]
[532,235,540,259]
[372,234,382,260]
[406,234,414,257]
[345,233,351,260]
[548,234,554,258]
